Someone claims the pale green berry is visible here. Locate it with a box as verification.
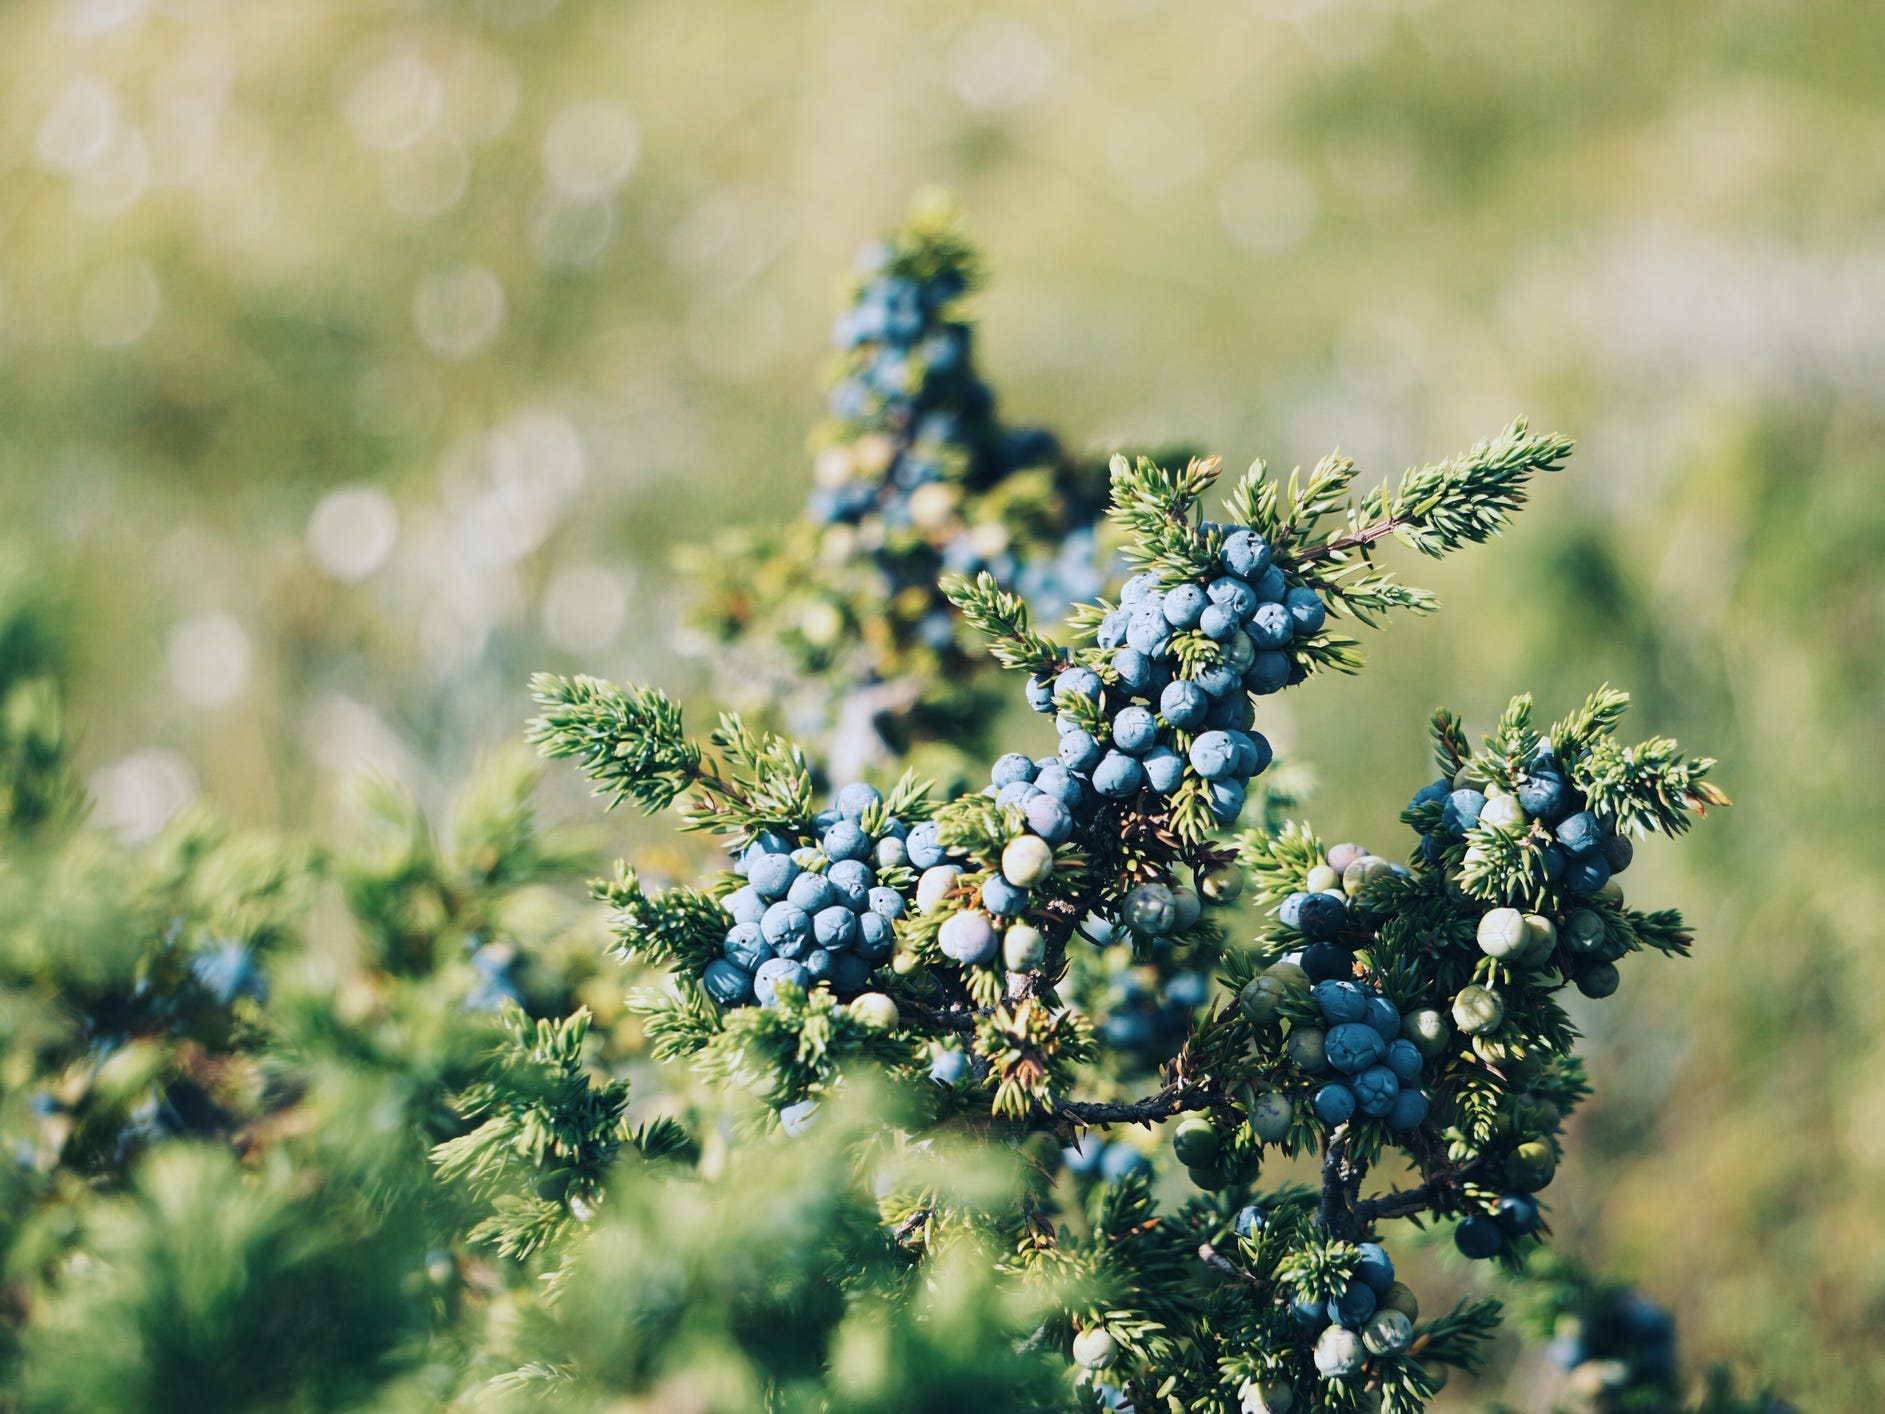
[1476,907,1529,960]
[1452,984,1505,1035]
[1240,1380,1294,1414]
[916,865,961,914]
[1401,1007,1452,1057]
[1305,864,1341,894]
[1001,834,1055,888]
[1520,913,1558,965]
[1341,856,1394,897]
[1072,1327,1118,1370]
[1480,794,1529,831]
[1250,1090,1294,1143]
[1362,1308,1413,1356]
[848,993,899,1031]
[1286,1026,1329,1074]
[1597,877,1625,905]
[1003,923,1046,972]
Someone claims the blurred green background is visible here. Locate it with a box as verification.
[3,0,1881,1405]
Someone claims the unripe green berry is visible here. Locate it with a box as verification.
[1380,1281,1419,1321]
[1072,1326,1118,1370]
[1249,1090,1294,1143]
[1239,975,1291,1027]
[1453,984,1505,1035]
[1187,1164,1229,1191]
[1305,864,1341,895]
[1477,907,1529,960]
[1172,1115,1220,1166]
[848,993,899,1031]
[1597,877,1625,906]
[1506,1139,1557,1192]
[1314,1324,1366,1378]
[1170,884,1203,931]
[1265,960,1310,992]
[1401,1007,1452,1057]
[1003,923,1046,972]
[1285,1026,1329,1074]
[1201,864,1244,904]
[1362,1308,1413,1356]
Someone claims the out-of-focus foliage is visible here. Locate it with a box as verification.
[0,0,1879,1406]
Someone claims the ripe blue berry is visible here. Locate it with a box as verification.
[1159,679,1209,730]
[748,852,799,901]
[1209,779,1245,821]
[1300,942,1350,983]
[1516,767,1568,821]
[991,752,1037,788]
[1112,706,1159,755]
[1120,571,1161,604]
[723,923,772,971]
[754,956,811,1006]
[1298,891,1348,941]
[703,958,753,1005]
[1189,730,1237,781]
[1093,752,1145,798]
[1454,1214,1503,1260]
[938,910,999,964]
[761,902,812,954]
[906,821,945,870]
[1025,675,1056,713]
[1494,1194,1541,1235]
[1365,994,1401,1041]
[1059,730,1104,774]
[1314,1083,1356,1126]
[981,875,1029,916]
[1313,980,1370,1024]
[1555,810,1603,856]
[814,906,859,950]
[823,820,870,862]
[788,872,840,914]
[1163,582,1207,628]
[725,886,767,927]
[1353,1242,1395,1294]
[1327,1280,1377,1329]
[1056,666,1103,703]
[827,859,875,908]
[1442,789,1487,835]
[856,912,894,960]
[1383,1038,1423,1082]
[1111,648,1154,694]
[1284,586,1326,635]
[1352,1064,1400,1116]
[1244,650,1291,697]
[929,1049,971,1087]
[1142,747,1185,795]
[1247,601,1292,649]
[1207,575,1258,621]
[1222,529,1271,580]
[1198,603,1239,641]
[1326,1022,1386,1074]
[836,782,881,819]
[1024,793,1074,844]
[1386,1088,1430,1131]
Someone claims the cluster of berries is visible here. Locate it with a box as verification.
[1412,740,1636,900]
[708,783,910,1008]
[810,240,1108,625]
[1025,532,1320,829]
[1280,1235,1421,1386]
